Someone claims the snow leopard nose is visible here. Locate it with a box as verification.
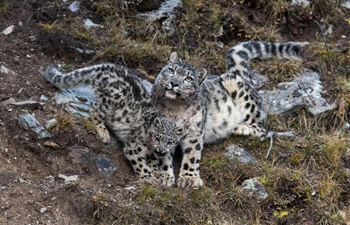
[170,81,179,87]
[171,81,179,87]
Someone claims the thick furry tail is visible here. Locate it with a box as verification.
[225,41,308,77]
[44,63,115,89]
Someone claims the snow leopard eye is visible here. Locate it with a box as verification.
[184,76,193,82]
[153,135,160,141]
[168,67,175,75]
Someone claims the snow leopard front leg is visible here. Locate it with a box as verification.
[177,124,204,189]
[148,154,175,187]
[123,143,155,182]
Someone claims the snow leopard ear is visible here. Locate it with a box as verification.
[197,68,207,83]
[169,52,179,63]
[175,127,183,136]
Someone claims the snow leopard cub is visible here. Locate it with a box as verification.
[152,41,305,188]
[44,63,183,186]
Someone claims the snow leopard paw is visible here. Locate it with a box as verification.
[177,174,203,189]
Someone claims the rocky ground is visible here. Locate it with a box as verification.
[0,0,350,224]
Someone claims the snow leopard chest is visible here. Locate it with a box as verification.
[162,102,204,134]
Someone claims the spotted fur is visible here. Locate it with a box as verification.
[44,64,183,186]
[152,41,305,188]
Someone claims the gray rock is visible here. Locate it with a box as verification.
[54,86,94,118]
[259,71,335,115]
[95,154,117,178]
[225,145,256,164]
[17,113,52,139]
[241,177,268,200]
[162,15,176,37]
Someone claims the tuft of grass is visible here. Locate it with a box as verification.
[252,57,304,88]
[50,111,74,134]
[92,191,109,220]
[82,118,97,134]
[0,0,7,12]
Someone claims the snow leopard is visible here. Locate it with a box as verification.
[44,64,183,186]
[152,41,305,188]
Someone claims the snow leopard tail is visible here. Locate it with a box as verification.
[44,63,124,89]
[225,41,308,78]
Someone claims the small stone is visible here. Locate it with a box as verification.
[68,1,81,12]
[46,175,55,182]
[44,141,59,148]
[18,178,26,183]
[0,186,7,190]
[241,177,268,200]
[0,66,17,75]
[83,19,100,29]
[58,174,79,184]
[40,207,47,213]
[225,145,256,164]
[29,190,33,194]
[124,186,136,191]
[40,95,48,101]
[11,100,42,110]
[45,119,58,130]
[29,35,36,42]
[162,15,176,37]
[1,25,14,35]
[95,154,117,178]
[0,98,16,107]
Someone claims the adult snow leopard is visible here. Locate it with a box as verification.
[44,64,183,186]
[152,41,305,188]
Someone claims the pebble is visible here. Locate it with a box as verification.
[68,1,81,12]
[45,175,55,182]
[29,35,36,42]
[11,100,43,110]
[40,95,48,101]
[58,174,79,184]
[162,15,176,37]
[1,25,14,35]
[83,19,100,29]
[241,177,268,200]
[95,154,117,178]
[0,65,17,75]
[40,207,47,214]
[45,119,58,130]
[225,145,256,164]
